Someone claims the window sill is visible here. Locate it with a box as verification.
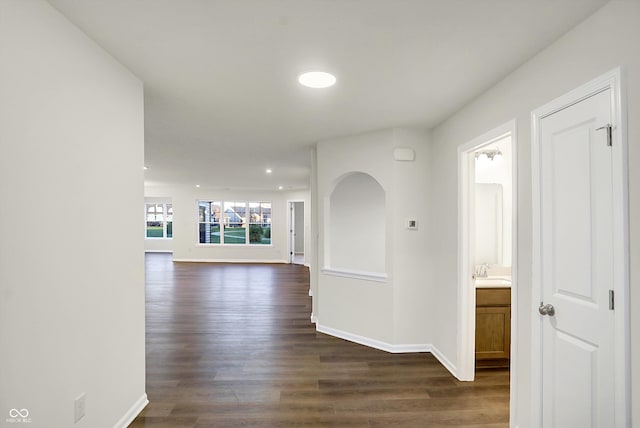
[196,243,273,247]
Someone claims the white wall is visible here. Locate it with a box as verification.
[428,2,640,424]
[0,1,146,427]
[145,185,309,263]
[316,128,432,348]
[144,196,173,252]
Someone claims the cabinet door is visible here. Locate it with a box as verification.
[475,306,511,360]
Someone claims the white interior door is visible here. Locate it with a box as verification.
[538,88,615,427]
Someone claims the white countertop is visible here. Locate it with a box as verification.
[475,277,512,288]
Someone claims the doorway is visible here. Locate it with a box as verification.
[457,120,518,421]
[531,69,629,426]
[288,201,305,265]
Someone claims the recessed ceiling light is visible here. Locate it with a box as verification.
[266,169,273,174]
[278,186,284,190]
[196,184,200,188]
[298,71,336,88]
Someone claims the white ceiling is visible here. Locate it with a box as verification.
[48,0,607,191]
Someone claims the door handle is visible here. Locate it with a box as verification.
[538,302,555,316]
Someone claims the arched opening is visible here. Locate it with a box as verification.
[327,172,386,275]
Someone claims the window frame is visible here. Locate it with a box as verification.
[197,200,272,246]
[145,202,173,239]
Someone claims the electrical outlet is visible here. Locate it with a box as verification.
[74,393,86,423]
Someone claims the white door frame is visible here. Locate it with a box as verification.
[287,200,305,264]
[531,67,630,427]
[457,119,518,424]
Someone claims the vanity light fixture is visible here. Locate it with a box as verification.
[475,149,502,161]
[298,71,336,88]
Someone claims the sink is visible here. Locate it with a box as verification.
[475,278,511,288]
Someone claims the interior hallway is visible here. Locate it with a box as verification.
[131,254,509,427]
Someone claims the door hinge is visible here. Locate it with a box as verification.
[609,289,615,310]
[596,123,612,147]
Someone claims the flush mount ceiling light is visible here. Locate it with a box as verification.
[298,71,336,88]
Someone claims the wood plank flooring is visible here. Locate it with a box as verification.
[130,254,509,427]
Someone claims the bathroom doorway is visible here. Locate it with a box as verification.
[457,120,517,422]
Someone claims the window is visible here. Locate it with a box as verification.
[249,202,271,245]
[198,201,221,244]
[222,201,246,244]
[198,200,271,245]
[146,203,173,238]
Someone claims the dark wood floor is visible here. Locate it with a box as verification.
[130,254,509,427]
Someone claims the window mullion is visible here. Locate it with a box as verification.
[220,200,224,245]
[163,204,167,238]
[245,202,249,245]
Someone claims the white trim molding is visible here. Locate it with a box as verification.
[113,393,148,428]
[316,324,457,377]
[530,67,629,427]
[173,258,288,264]
[317,324,427,354]
[321,267,388,283]
[429,345,458,377]
[144,250,173,253]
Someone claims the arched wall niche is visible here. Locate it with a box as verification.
[325,172,386,278]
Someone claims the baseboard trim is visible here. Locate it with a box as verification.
[113,393,148,428]
[429,344,458,376]
[316,324,427,354]
[144,250,173,253]
[308,288,313,296]
[173,258,288,264]
[316,324,457,377]
[310,314,318,323]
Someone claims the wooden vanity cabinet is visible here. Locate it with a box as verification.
[475,287,511,367]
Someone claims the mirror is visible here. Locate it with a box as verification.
[475,183,503,265]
